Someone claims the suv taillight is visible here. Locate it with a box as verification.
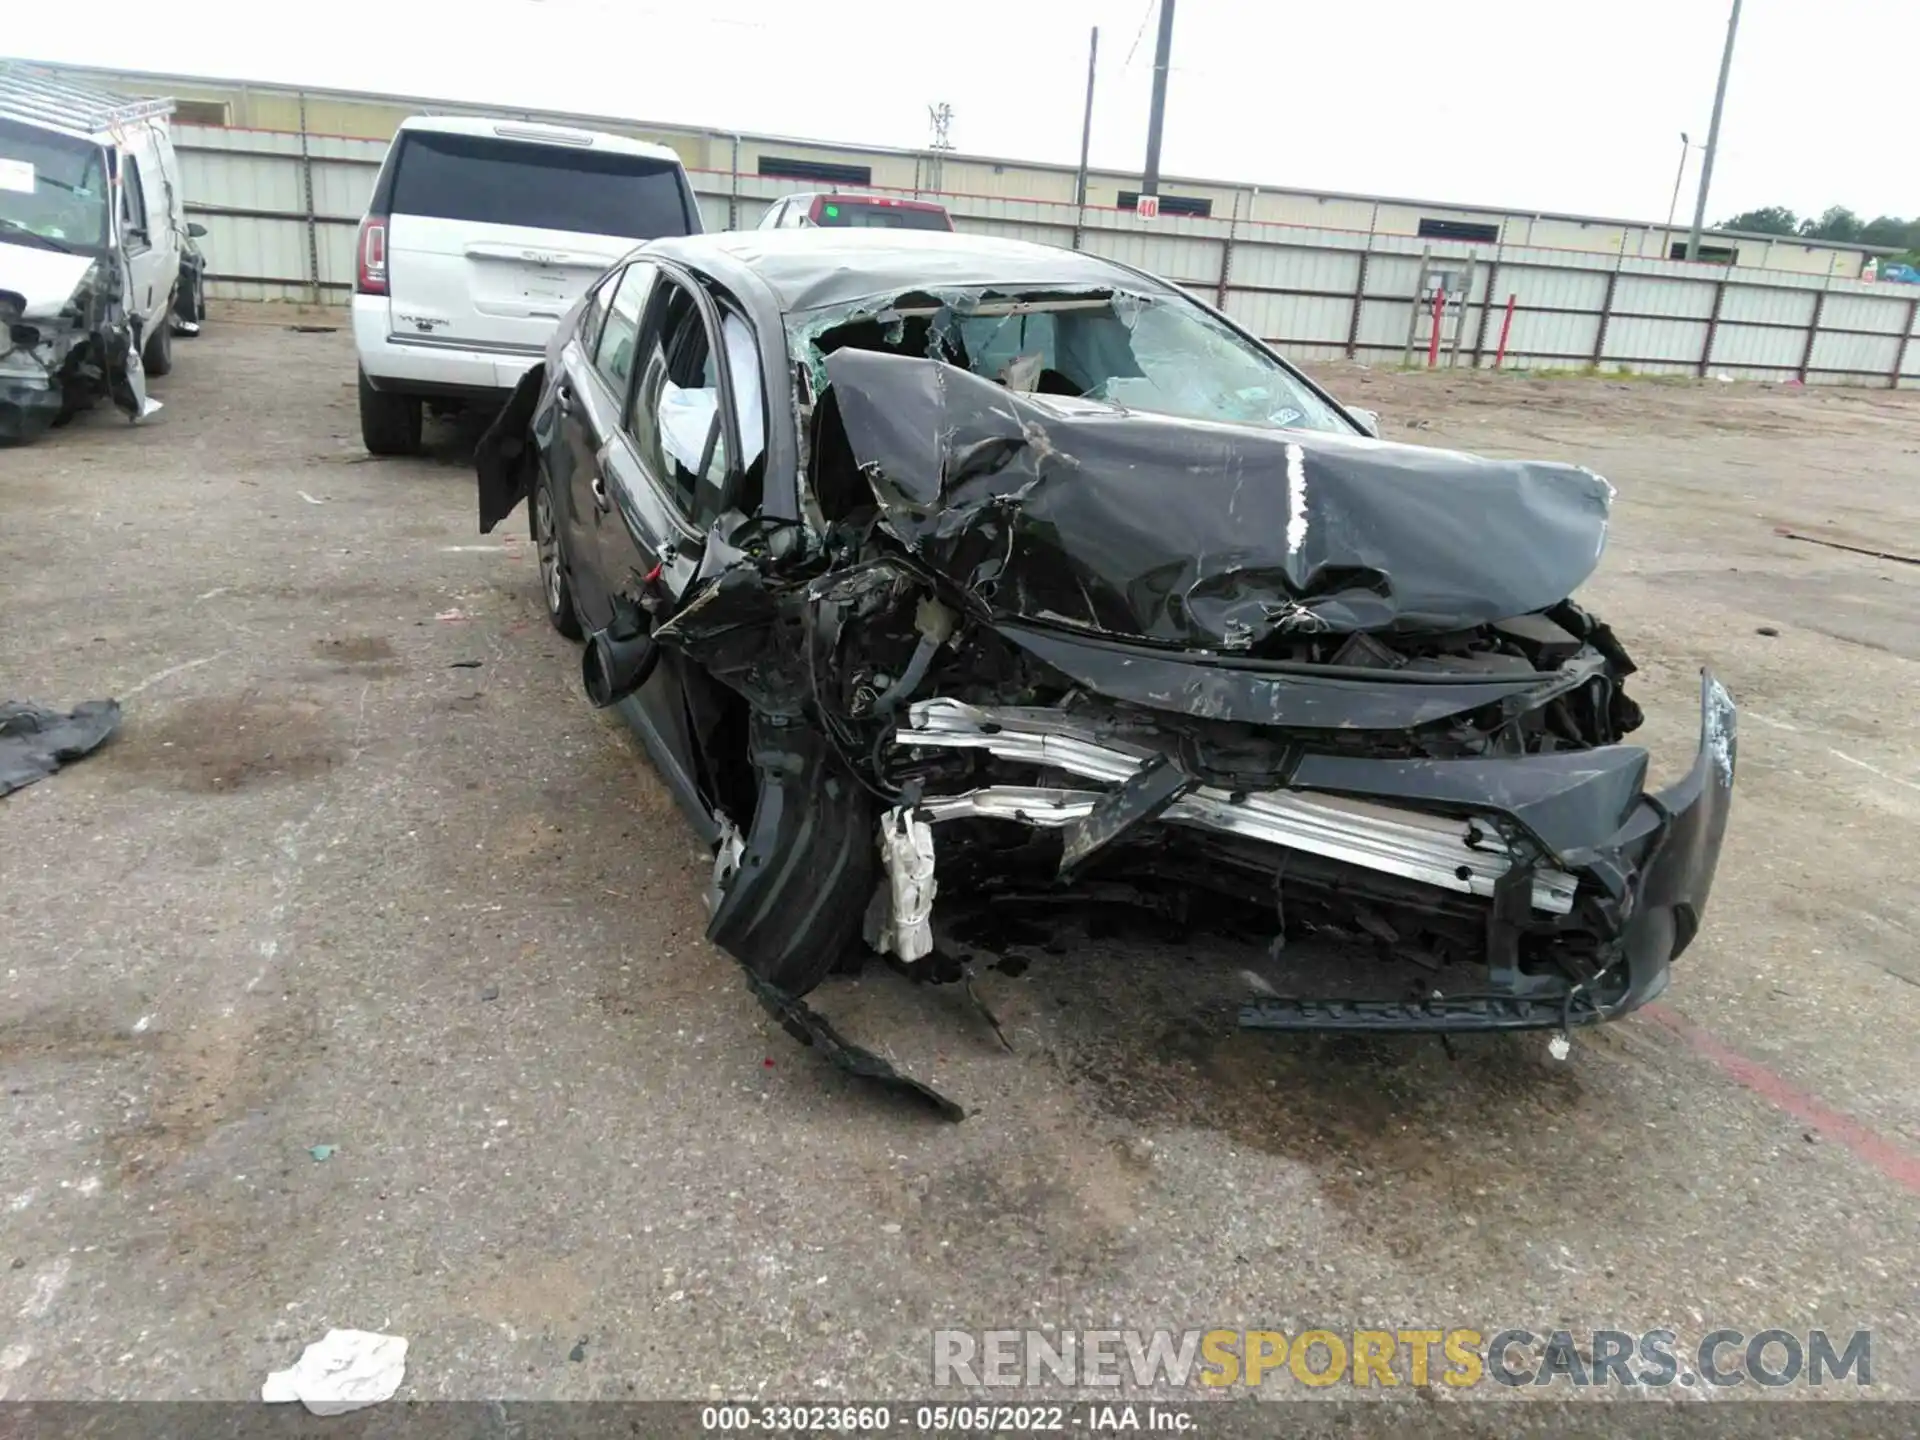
[356,217,388,296]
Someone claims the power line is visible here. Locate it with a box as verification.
[1124,0,1157,68]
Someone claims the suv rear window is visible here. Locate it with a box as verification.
[812,199,951,231]
[389,131,694,239]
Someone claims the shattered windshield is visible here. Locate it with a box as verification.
[800,287,1352,436]
[0,121,110,249]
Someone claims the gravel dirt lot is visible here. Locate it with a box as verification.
[3,309,1918,1423]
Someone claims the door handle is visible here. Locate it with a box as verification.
[591,474,611,512]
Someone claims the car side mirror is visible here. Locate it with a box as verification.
[187,222,207,239]
[1348,406,1381,437]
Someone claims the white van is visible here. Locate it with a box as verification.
[352,115,703,455]
[0,64,202,443]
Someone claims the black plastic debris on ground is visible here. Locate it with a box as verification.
[1,700,121,798]
[743,970,966,1121]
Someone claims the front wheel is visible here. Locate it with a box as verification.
[141,313,173,377]
[531,472,583,639]
[358,369,421,456]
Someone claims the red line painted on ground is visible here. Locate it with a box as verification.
[1643,1002,1920,1197]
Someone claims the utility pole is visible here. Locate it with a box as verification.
[1140,0,1176,199]
[1686,0,1742,261]
[1074,27,1099,208]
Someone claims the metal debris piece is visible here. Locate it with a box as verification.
[743,970,964,1121]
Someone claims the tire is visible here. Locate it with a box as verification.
[531,471,583,640]
[141,313,173,377]
[358,368,421,456]
[178,271,205,334]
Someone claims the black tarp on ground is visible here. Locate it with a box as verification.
[0,701,121,797]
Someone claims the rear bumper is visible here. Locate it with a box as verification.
[352,296,540,397]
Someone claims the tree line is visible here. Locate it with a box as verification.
[1718,206,1919,266]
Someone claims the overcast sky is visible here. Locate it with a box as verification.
[11,0,1914,224]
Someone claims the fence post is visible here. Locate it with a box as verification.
[1699,279,1728,377]
[1472,259,1501,368]
[1215,189,1241,310]
[1592,261,1620,369]
[728,133,741,229]
[1345,246,1371,360]
[297,91,320,306]
[1892,296,1920,390]
[1797,289,1826,384]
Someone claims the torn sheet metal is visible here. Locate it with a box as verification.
[1,700,120,797]
[824,348,1615,649]
[743,969,965,1121]
[1057,753,1195,875]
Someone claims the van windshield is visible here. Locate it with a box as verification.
[389,131,695,239]
[0,120,110,249]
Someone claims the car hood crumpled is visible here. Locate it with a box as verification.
[823,349,1615,650]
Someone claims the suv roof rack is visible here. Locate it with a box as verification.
[0,62,174,140]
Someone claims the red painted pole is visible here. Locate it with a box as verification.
[1493,293,1517,370]
[1427,287,1445,368]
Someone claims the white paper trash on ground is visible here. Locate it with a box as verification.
[262,1329,407,1415]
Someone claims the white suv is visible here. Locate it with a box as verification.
[351,115,702,455]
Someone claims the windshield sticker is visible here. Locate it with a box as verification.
[0,158,36,194]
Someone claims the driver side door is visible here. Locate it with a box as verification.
[551,260,657,632]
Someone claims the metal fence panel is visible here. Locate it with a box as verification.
[1708,323,1805,371]
[1230,242,1362,296]
[1078,227,1219,287]
[1227,291,1353,348]
[167,121,1920,390]
[1602,316,1710,366]
[1611,274,1718,320]
[1820,292,1911,336]
[1719,284,1818,327]
[1808,330,1902,380]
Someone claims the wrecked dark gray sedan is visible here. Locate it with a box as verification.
[476,230,1735,1089]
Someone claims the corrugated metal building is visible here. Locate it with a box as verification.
[48,62,1892,280]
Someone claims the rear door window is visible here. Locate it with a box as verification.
[390,131,693,239]
[594,262,659,395]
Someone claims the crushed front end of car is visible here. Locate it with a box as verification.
[1,251,157,444]
[661,301,1734,1042]
[490,274,1738,1111]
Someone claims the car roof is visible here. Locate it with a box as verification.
[647,229,1169,314]
[393,113,682,164]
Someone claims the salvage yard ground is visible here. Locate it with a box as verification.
[2,307,1918,1418]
